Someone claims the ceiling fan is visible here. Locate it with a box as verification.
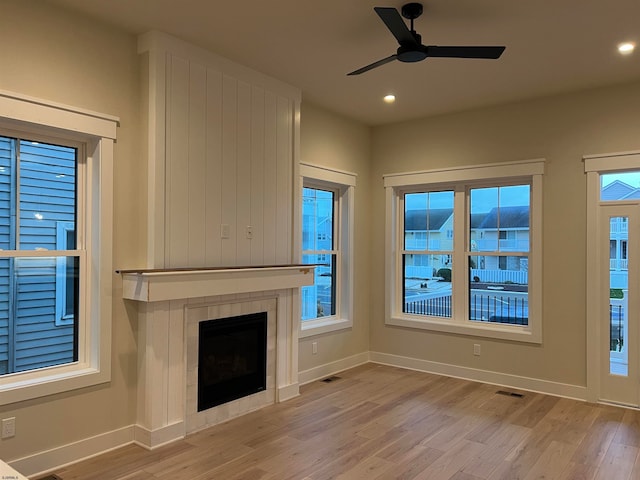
[347,2,505,76]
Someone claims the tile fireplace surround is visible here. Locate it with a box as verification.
[119,265,314,449]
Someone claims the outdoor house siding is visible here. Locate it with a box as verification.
[0,138,12,373]
[0,136,76,374]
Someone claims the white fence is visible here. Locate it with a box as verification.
[471,269,527,284]
[405,266,527,285]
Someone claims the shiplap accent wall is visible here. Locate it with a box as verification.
[139,31,301,268]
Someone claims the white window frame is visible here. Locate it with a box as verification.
[299,163,355,338]
[384,159,544,343]
[0,90,116,405]
[584,150,640,403]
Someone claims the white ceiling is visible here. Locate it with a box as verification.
[46,0,640,126]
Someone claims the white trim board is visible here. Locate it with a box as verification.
[133,422,185,451]
[298,352,370,385]
[9,426,135,479]
[369,352,587,401]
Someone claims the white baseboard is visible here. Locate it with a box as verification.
[133,421,185,450]
[277,382,300,402]
[10,425,134,479]
[298,351,370,385]
[369,351,587,401]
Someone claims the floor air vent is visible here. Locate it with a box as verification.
[321,376,341,383]
[496,390,524,398]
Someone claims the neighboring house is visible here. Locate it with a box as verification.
[301,188,334,319]
[602,179,637,288]
[404,208,454,276]
[404,205,530,281]
[403,204,530,323]
[601,179,640,201]
[0,137,76,375]
[472,205,530,273]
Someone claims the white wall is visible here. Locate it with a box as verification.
[139,33,301,268]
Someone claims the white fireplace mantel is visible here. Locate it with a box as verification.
[118,265,315,302]
[118,265,314,449]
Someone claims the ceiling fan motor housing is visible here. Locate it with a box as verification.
[397,44,427,63]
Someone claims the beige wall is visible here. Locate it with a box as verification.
[370,80,640,387]
[4,0,640,467]
[0,1,143,461]
[298,102,372,372]
[0,2,372,463]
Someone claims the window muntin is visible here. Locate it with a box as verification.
[404,191,454,251]
[302,187,337,321]
[0,135,80,375]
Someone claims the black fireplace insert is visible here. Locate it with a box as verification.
[198,311,267,411]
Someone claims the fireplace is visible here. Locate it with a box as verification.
[119,265,314,447]
[198,312,267,411]
[185,296,278,434]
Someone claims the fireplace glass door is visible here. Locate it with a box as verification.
[198,312,267,411]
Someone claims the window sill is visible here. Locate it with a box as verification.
[300,317,353,338]
[0,363,110,406]
[387,314,541,344]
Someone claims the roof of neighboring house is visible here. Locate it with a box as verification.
[478,205,529,229]
[622,189,640,199]
[405,208,452,231]
[405,206,531,231]
[601,180,637,201]
[470,213,485,229]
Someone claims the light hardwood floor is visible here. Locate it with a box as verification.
[47,363,640,480]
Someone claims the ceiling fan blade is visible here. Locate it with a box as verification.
[425,45,506,59]
[374,7,417,45]
[347,54,398,76]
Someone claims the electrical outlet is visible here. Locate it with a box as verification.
[312,341,318,355]
[246,226,253,239]
[473,344,481,356]
[2,417,15,439]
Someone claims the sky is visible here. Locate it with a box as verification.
[601,172,640,188]
[405,185,530,213]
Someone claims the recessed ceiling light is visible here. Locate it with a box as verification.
[383,94,396,104]
[618,42,635,54]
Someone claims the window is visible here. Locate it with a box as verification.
[0,137,80,375]
[469,185,530,325]
[0,90,116,405]
[299,163,356,337]
[403,190,454,317]
[384,160,543,343]
[302,187,337,319]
